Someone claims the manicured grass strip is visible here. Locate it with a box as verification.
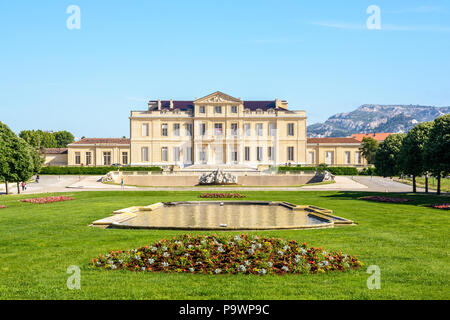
[0,190,449,299]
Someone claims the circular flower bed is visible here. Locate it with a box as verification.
[199,193,246,199]
[360,196,410,203]
[91,234,362,275]
[20,196,74,204]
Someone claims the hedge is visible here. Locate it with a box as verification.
[39,166,162,175]
[277,166,359,176]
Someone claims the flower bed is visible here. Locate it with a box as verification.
[360,196,410,203]
[20,196,74,204]
[91,234,362,275]
[0,205,7,209]
[199,193,246,199]
[428,204,450,210]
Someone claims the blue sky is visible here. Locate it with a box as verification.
[1,0,449,138]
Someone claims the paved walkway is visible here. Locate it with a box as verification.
[0,174,427,195]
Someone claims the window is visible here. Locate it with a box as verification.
[257,147,263,161]
[142,123,149,137]
[184,147,192,163]
[122,152,128,165]
[325,151,334,165]
[287,147,294,161]
[231,150,238,162]
[173,147,180,162]
[199,106,205,113]
[161,123,168,136]
[141,147,149,162]
[287,123,294,136]
[268,147,274,161]
[161,147,168,162]
[231,123,238,136]
[86,152,92,165]
[173,123,180,136]
[355,151,362,164]
[231,106,237,113]
[269,123,276,136]
[244,123,251,136]
[215,123,223,135]
[215,106,222,114]
[345,151,351,164]
[200,123,206,136]
[185,123,193,136]
[75,152,81,165]
[256,123,263,136]
[308,151,314,164]
[103,152,111,166]
[245,147,250,161]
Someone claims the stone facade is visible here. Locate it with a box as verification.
[129,91,307,168]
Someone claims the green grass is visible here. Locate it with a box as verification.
[395,177,450,193]
[0,190,449,300]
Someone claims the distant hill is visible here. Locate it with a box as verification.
[307,104,450,137]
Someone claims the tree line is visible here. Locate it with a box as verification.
[1,122,46,194]
[359,114,450,194]
[19,130,74,149]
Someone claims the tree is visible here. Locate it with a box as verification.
[9,138,35,194]
[19,130,57,149]
[374,133,406,178]
[54,131,75,148]
[1,122,41,194]
[0,121,19,194]
[399,122,433,193]
[424,115,450,195]
[359,137,379,164]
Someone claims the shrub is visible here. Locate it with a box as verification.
[278,166,358,175]
[359,167,377,176]
[91,234,363,275]
[199,193,246,198]
[40,166,162,175]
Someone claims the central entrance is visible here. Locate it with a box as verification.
[214,145,224,164]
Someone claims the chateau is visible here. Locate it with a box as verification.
[49,91,369,169]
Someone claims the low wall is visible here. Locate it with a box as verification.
[120,173,317,187]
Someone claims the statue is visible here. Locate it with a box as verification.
[198,169,238,185]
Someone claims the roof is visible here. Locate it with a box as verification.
[307,137,361,144]
[43,148,68,154]
[349,133,392,142]
[69,138,130,146]
[150,100,280,111]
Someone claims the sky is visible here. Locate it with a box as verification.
[1,0,449,138]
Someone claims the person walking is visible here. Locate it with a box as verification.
[21,182,25,191]
[36,175,40,183]
[121,178,124,190]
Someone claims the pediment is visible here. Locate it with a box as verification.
[194,91,242,104]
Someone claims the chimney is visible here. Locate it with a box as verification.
[157,99,161,110]
[169,99,174,109]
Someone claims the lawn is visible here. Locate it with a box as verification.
[0,191,449,300]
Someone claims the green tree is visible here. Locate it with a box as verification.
[0,121,19,194]
[424,114,450,195]
[54,131,75,148]
[9,138,35,194]
[399,122,433,193]
[19,130,57,149]
[359,137,379,164]
[374,133,406,178]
